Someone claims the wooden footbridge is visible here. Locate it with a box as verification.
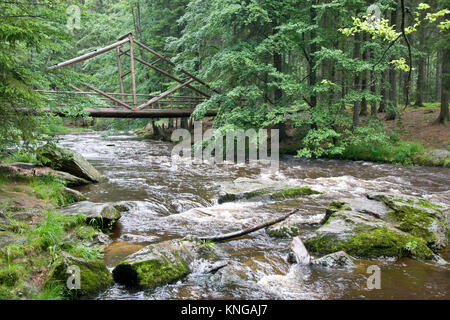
[44,32,218,119]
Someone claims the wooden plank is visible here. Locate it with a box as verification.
[137,79,195,109]
[80,83,133,110]
[121,50,210,98]
[41,108,218,119]
[116,46,126,102]
[48,38,130,70]
[128,34,138,109]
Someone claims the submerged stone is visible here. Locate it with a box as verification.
[266,221,299,239]
[310,251,355,269]
[218,177,321,204]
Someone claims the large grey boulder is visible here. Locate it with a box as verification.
[59,201,124,229]
[1,163,89,187]
[37,147,106,183]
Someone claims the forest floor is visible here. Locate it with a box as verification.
[383,103,449,150]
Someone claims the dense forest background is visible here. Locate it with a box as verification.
[1,0,449,163]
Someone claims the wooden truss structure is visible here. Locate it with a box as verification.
[46,32,218,117]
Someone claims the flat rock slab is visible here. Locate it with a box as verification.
[217,177,320,204]
[59,201,124,228]
[0,163,90,187]
[304,194,449,261]
[37,147,107,183]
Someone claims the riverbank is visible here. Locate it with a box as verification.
[0,154,114,299]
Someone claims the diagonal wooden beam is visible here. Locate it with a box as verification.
[48,38,130,70]
[80,83,133,110]
[121,50,210,99]
[137,79,195,110]
[134,39,220,94]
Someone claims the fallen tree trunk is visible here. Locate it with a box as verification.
[200,208,300,242]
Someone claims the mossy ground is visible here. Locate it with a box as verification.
[0,168,80,209]
[0,208,105,300]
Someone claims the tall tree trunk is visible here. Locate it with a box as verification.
[309,5,318,109]
[379,70,388,112]
[353,33,361,127]
[360,34,368,116]
[386,8,398,121]
[436,51,442,102]
[415,11,426,107]
[436,35,449,124]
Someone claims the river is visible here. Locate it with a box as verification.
[57,131,450,300]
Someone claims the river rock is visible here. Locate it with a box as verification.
[44,252,113,298]
[367,193,449,251]
[310,251,355,269]
[218,177,321,204]
[62,187,86,203]
[59,202,123,229]
[266,220,299,238]
[1,163,89,187]
[290,236,311,265]
[37,147,106,183]
[112,239,217,289]
[304,194,448,261]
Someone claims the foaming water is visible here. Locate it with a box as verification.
[57,132,450,300]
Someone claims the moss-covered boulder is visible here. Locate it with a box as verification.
[266,221,299,238]
[62,187,86,203]
[37,147,106,183]
[112,239,216,289]
[218,177,321,204]
[304,195,447,261]
[44,252,113,298]
[367,193,449,251]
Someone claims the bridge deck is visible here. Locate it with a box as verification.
[44,108,217,119]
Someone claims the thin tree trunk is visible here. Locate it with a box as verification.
[386,8,398,121]
[353,33,361,127]
[415,11,426,107]
[436,51,442,102]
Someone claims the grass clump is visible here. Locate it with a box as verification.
[29,175,77,207]
[0,209,108,299]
